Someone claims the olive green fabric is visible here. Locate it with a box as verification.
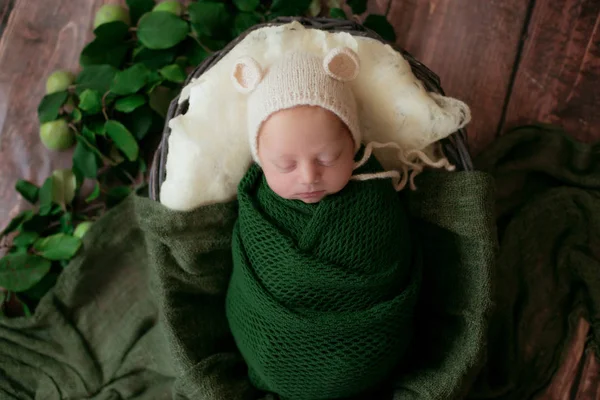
[0,168,494,400]
[467,125,600,400]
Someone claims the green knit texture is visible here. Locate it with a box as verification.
[226,154,421,399]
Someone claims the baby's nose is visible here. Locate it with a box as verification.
[300,163,320,184]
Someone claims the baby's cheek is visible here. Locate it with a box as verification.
[326,164,354,194]
[263,170,295,199]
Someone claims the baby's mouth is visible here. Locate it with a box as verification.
[296,190,325,199]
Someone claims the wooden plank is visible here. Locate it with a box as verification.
[503,0,600,143]
[0,0,16,40]
[0,0,122,231]
[374,0,530,155]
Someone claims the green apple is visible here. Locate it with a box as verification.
[73,221,93,239]
[45,70,75,94]
[39,119,74,151]
[153,1,183,16]
[93,4,131,29]
[51,169,76,205]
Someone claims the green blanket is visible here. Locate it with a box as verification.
[0,125,597,400]
[227,156,420,399]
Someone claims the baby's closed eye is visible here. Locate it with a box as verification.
[318,152,341,167]
[275,162,296,173]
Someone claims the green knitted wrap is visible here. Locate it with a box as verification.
[226,154,421,399]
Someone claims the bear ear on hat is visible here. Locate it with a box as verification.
[323,47,360,82]
[231,56,264,93]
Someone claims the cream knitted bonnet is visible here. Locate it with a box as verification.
[230,47,455,191]
[231,47,361,164]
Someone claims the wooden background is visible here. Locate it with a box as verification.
[0,0,598,398]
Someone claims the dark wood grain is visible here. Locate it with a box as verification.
[503,0,600,142]
[0,0,15,40]
[533,317,600,400]
[375,0,530,155]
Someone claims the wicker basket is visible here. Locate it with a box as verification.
[148,17,473,201]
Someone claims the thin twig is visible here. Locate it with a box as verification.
[187,33,214,53]
[75,132,118,167]
[78,203,106,215]
[44,221,61,232]
[101,91,110,121]
[120,169,138,185]
[68,123,79,134]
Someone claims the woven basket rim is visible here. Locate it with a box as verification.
[149,16,473,202]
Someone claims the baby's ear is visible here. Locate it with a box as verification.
[323,47,360,82]
[231,56,264,93]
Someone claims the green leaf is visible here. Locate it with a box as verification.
[139,157,148,173]
[20,214,52,234]
[33,233,82,261]
[39,177,54,216]
[0,290,5,314]
[37,91,68,123]
[20,296,32,317]
[174,55,188,68]
[81,126,97,143]
[233,12,262,36]
[50,204,64,216]
[145,70,164,93]
[182,37,210,66]
[87,119,106,136]
[0,253,52,292]
[23,271,59,300]
[73,139,100,178]
[110,63,150,95]
[330,7,346,19]
[234,0,259,12]
[1,210,34,236]
[363,14,396,42]
[71,108,82,123]
[86,181,101,203]
[80,40,130,68]
[59,212,73,235]
[107,186,132,207]
[78,89,103,114]
[149,86,177,118]
[198,36,227,52]
[159,64,186,83]
[74,128,105,176]
[75,65,118,95]
[12,231,40,247]
[137,11,189,50]
[105,120,140,161]
[93,20,130,43]
[188,2,231,38]
[133,46,177,70]
[347,0,367,14]
[51,169,76,208]
[15,180,39,204]
[127,0,155,25]
[270,0,311,16]
[115,94,147,113]
[121,105,154,140]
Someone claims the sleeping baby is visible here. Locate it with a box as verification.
[225,47,426,400]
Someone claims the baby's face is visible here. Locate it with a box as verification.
[257,106,355,203]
